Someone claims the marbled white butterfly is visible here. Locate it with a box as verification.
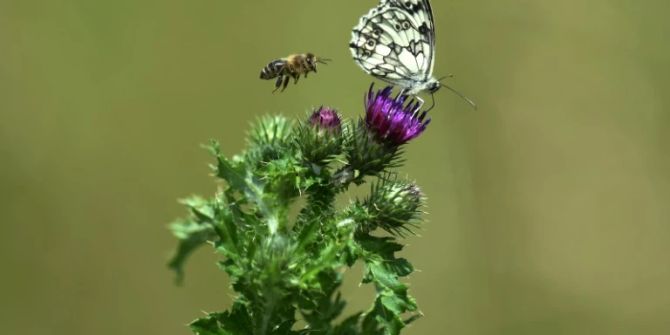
[350,0,476,109]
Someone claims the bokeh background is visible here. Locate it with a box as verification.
[1,0,669,334]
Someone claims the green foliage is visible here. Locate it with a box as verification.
[169,112,426,335]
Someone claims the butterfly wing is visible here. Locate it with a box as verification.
[350,0,436,88]
[382,0,436,77]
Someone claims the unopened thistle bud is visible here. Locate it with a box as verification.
[247,115,293,147]
[309,106,342,133]
[297,107,343,165]
[359,178,424,235]
[245,115,294,165]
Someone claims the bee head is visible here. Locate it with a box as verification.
[310,53,331,66]
[305,53,316,65]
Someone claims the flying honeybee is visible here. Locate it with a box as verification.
[260,53,330,92]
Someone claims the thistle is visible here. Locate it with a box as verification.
[354,177,424,236]
[365,84,430,146]
[296,106,343,165]
[309,106,342,132]
[335,85,430,187]
[168,85,430,335]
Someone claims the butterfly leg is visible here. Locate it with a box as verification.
[425,94,436,112]
[415,96,425,110]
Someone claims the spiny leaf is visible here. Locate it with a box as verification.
[189,302,253,335]
[167,218,217,284]
[334,313,363,335]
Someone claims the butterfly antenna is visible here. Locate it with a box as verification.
[441,83,478,110]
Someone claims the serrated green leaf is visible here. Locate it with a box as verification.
[213,146,248,191]
[180,195,215,221]
[388,258,413,278]
[190,303,253,335]
[357,235,414,278]
[190,314,230,335]
[333,313,362,335]
[168,219,217,284]
[369,263,405,292]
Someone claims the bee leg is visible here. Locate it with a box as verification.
[273,76,283,93]
[425,93,436,112]
[299,59,309,73]
[293,74,299,84]
[281,76,290,92]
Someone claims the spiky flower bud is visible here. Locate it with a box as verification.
[247,115,293,147]
[296,107,343,165]
[357,178,424,235]
[308,106,342,133]
[245,115,294,165]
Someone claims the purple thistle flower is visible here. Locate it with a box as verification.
[365,84,431,145]
[309,106,342,133]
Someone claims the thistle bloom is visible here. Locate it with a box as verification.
[309,106,342,133]
[365,85,430,145]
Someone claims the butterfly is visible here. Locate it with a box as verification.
[349,0,476,110]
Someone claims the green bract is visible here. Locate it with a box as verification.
[169,113,426,335]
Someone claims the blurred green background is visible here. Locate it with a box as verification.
[1,0,669,334]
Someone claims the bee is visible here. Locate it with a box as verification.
[260,53,330,92]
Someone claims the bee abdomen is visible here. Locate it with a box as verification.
[260,60,286,80]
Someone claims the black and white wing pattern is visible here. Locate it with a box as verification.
[350,0,436,92]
